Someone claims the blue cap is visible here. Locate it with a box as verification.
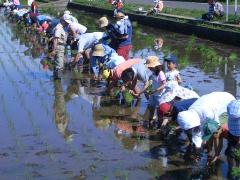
[164,54,178,64]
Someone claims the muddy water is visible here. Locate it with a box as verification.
[0,9,239,179]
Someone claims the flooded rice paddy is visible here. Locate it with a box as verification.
[0,9,240,179]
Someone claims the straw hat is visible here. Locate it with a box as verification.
[92,44,105,57]
[98,17,109,28]
[103,69,110,80]
[115,12,125,19]
[145,56,161,68]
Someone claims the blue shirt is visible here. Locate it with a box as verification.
[46,18,59,35]
[117,18,132,47]
[172,98,198,121]
[105,23,121,49]
[90,44,124,76]
[132,62,152,83]
[37,15,50,25]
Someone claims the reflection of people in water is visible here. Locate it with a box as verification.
[114,117,148,152]
[53,80,73,142]
[154,37,165,61]
[64,79,81,103]
[92,95,101,110]
[224,64,237,97]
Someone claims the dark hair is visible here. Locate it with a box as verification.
[121,68,134,83]
[153,65,163,75]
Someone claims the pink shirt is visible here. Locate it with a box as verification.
[152,71,166,96]
[14,0,20,5]
[110,58,141,80]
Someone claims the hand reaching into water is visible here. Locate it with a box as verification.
[129,90,139,97]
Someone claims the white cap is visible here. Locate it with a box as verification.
[64,10,71,15]
[62,14,72,24]
[177,110,200,130]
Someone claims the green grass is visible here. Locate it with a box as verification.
[231,149,240,177]
[162,7,203,18]
[73,0,240,27]
[20,0,50,5]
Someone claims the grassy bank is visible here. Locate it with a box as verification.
[73,0,240,25]
[20,0,52,5]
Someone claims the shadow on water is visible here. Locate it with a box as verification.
[0,8,239,179]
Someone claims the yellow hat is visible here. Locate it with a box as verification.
[103,69,110,80]
[145,56,161,68]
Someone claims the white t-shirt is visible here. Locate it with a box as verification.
[165,69,180,89]
[77,32,103,53]
[190,92,235,125]
[71,22,87,35]
[70,15,78,24]
[214,2,224,13]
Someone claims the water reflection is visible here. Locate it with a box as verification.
[223,63,237,96]
[53,80,73,142]
[64,79,80,103]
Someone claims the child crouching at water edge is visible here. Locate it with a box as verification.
[145,56,166,128]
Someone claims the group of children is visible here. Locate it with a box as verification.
[2,1,240,178]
